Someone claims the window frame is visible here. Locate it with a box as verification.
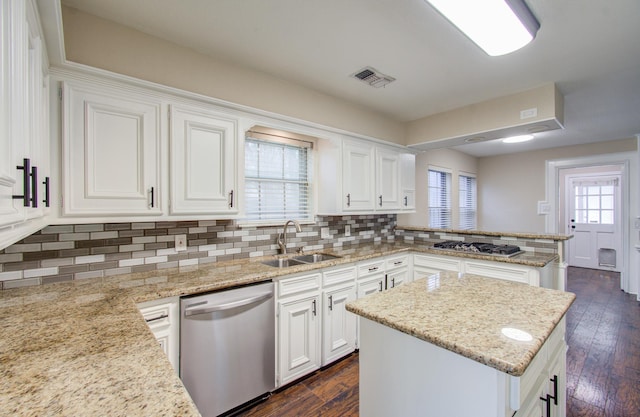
[428,166,452,229]
[458,172,477,230]
[242,132,315,226]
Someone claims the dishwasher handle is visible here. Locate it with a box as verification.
[184,291,273,316]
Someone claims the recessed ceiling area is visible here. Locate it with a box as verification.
[59,0,640,157]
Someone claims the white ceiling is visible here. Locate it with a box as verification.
[60,0,640,157]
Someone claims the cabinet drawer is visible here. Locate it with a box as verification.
[413,254,461,272]
[386,254,408,270]
[464,261,535,285]
[323,265,356,287]
[139,303,173,329]
[358,259,385,278]
[278,273,321,298]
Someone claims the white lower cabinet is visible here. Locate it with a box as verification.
[413,253,462,279]
[137,297,179,373]
[413,253,542,286]
[321,266,357,366]
[276,272,322,386]
[465,259,540,286]
[511,319,567,417]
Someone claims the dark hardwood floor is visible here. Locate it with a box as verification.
[237,267,639,417]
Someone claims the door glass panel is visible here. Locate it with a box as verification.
[573,184,615,225]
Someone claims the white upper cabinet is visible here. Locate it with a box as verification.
[400,152,416,210]
[0,0,50,249]
[169,104,238,215]
[318,136,415,215]
[342,139,375,211]
[375,146,401,210]
[62,80,162,217]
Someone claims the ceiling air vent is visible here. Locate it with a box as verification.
[351,66,396,88]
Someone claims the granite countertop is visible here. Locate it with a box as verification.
[346,271,576,376]
[0,242,559,416]
[396,225,573,241]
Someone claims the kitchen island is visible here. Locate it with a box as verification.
[346,272,575,417]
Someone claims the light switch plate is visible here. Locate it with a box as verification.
[345,225,351,237]
[321,227,330,239]
[175,234,187,251]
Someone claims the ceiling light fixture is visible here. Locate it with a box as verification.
[424,0,540,56]
[502,134,534,143]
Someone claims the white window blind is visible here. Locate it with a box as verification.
[244,137,312,222]
[459,174,477,230]
[428,169,451,228]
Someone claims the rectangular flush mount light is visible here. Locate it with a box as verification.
[424,0,540,56]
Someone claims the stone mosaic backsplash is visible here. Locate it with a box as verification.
[0,215,396,289]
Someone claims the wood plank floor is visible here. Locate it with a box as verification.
[237,267,639,417]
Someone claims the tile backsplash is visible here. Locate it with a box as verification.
[0,215,396,290]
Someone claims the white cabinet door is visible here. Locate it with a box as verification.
[400,152,416,210]
[342,139,375,211]
[62,81,162,216]
[322,283,357,365]
[278,294,321,385]
[138,297,180,373]
[386,268,409,289]
[0,0,49,234]
[375,147,401,210]
[169,105,237,215]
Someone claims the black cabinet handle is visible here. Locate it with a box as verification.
[42,177,50,207]
[379,280,383,292]
[311,299,317,316]
[404,196,408,206]
[549,375,558,405]
[391,277,396,288]
[328,295,333,311]
[12,158,31,207]
[149,186,155,208]
[229,190,234,208]
[379,195,383,206]
[346,193,351,207]
[30,166,38,208]
[540,394,552,417]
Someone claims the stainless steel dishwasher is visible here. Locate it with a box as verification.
[180,281,275,417]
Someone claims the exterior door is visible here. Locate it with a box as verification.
[567,175,622,271]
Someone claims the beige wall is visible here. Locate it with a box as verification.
[478,138,637,233]
[397,148,477,227]
[61,7,406,145]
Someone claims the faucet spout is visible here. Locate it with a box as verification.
[278,220,302,254]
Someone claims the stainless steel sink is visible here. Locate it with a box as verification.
[261,258,307,268]
[261,253,341,268]
[293,253,341,263]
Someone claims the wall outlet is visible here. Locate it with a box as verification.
[321,227,330,239]
[520,107,538,119]
[175,234,187,252]
[345,225,351,237]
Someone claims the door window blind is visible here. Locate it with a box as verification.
[459,174,477,230]
[428,169,451,228]
[244,137,312,222]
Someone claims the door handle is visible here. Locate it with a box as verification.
[12,158,31,207]
[184,291,273,316]
[346,193,351,207]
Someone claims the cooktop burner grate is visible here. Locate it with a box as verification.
[432,241,523,257]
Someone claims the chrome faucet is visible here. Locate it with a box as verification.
[277,220,302,254]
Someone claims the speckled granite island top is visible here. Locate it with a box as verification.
[346,271,575,376]
[0,242,559,416]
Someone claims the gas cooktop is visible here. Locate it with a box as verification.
[432,241,524,257]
